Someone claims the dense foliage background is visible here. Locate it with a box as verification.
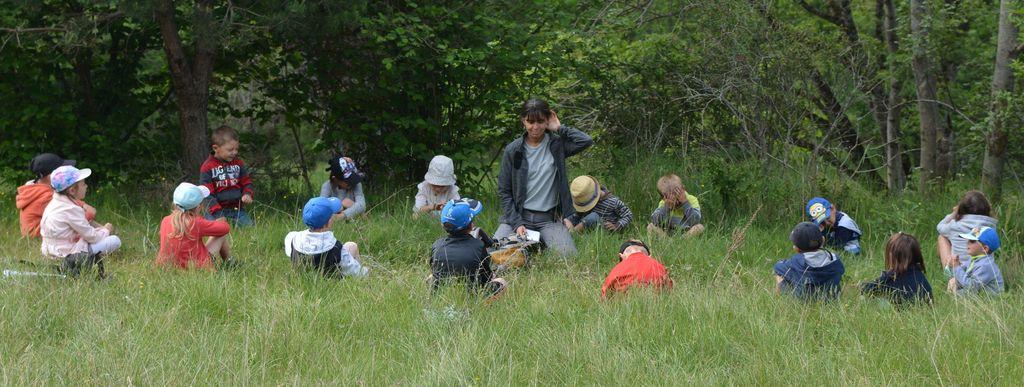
[0,0,1021,202]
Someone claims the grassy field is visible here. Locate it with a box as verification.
[0,172,1022,384]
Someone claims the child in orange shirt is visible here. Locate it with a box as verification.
[156,183,234,269]
[17,153,98,238]
[601,239,672,298]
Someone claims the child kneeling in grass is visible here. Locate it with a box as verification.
[648,174,703,238]
[860,233,933,305]
[946,226,1004,295]
[284,197,369,278]
[601,239,672,299]
[156,183,234,270]
[806,197,862,255]
[773,222,845,300]
[429,198,507,302]
[565,175,632,233]
[40,165,120,277]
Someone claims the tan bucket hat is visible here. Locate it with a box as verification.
[570,175,601,213]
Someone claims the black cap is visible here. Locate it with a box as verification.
[326,156,364,186]
[790,222,823,251]
[619,239,650,255]
[30,153,75,177]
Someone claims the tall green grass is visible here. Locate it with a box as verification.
[0,157,1020,384]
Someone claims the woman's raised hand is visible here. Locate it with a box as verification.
[547,111,561,132]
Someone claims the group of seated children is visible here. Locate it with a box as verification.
[14,136,1007,304]
[15,154,121,277]
[774,190,1005,304]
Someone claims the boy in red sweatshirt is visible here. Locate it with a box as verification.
[16,153,97,238]
[199,125,255,227]
[601,239,673,298]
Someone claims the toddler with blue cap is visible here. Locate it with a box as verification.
[283,197,369,278]
[156,182,234,269]
[429,198,507,302]
[946,226,1004,295]
[805,197,862,255]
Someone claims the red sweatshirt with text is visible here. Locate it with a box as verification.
[199,155,254,214]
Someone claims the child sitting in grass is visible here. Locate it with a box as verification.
[601,239,672,298]
[946,227,1004,295]
[156,183,234,270]
[860,233,933,305]
[805,197,862,255]
[413,155,460,218]
[284,197,369,278]
[200,125,255,227]
[936,190,997,271]
[647,174,703,238]
[17,153,98,238]
[429,198,508,302]
[564,175,632,233]
[773,222,845,300]
[40,165,120,277]
[321,156,367,221]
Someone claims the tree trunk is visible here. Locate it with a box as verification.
[154,0,216,175]
[982,0,1019,201]
[910,0,940,192]
[881,0,906,191]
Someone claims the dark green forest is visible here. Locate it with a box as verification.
[1,0,1020,202]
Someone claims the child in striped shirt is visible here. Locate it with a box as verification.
[564,175,633,232]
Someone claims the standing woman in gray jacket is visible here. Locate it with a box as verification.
[494,99,594,257]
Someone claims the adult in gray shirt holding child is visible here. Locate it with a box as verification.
[493,98,594,257]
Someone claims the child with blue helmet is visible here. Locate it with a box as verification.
[284,197,369,278]
[806,197,862,255]
[429,198,508,302]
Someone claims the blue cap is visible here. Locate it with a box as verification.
[806,197,832,225]
[959,226,1001,253]
[440,198,483,231]
[303,197,342,229]
[173,182,211,210]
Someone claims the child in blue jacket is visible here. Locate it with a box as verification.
[773,222,845,300]
[806,197,862,255]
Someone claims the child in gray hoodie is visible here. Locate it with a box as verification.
[937,191,997,271]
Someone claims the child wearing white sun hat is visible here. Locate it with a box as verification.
[40,165,119,277]
[413,155,461,218]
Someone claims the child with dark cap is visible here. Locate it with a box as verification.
[321,156,367,221]
[946,226,1004,295]
[773,222,845,300]
[805,197,862,255]
[284,197,369,278]
[17,153,99,238]
[429,198,508,301]
[601,239,672,299]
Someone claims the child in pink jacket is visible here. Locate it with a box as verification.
[40,165,120,277]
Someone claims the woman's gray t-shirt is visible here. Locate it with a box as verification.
[523,134,558,212]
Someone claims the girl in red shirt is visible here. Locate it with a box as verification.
[157,183,232,269]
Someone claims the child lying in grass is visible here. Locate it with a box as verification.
[284,197,369,278]
[428,198,508,302]
[601,239,672,299]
